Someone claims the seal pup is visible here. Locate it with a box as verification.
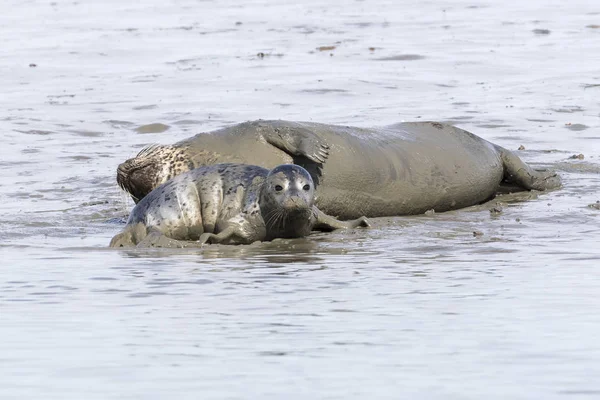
[110,163,370,248]
[117,120,561,219]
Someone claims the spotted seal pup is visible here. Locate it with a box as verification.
[110,163,370,248]
[117,120,561,219]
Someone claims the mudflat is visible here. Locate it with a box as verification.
[1,0,599,398]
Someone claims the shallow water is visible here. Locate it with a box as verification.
[1,0,600,398]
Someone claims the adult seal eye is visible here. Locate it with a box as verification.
[275,185,283,192]
[303,184,310,191]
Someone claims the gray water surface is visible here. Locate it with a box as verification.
[1,0,600,398]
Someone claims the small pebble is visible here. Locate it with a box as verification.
[489,205,503,215]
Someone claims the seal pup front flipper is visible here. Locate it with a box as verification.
[311,207,370,232]
[137,227,205,248]
[198,213,267,245]
[109,222,148,247]
[497,146,562,191]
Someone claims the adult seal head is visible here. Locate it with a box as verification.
[110,163,369,248]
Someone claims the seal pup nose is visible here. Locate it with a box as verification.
[282,194,308,210]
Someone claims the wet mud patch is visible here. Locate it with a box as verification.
[300,89,350,94]
[58,155,94,162]
[532,28,551,35]
[292,24,317,34]
[70,130,104,137]
[47,94,76,103]
[477,124,512,129]
[588,201,600,210]
[316,45,337,52]
[564,123,588,131]
[15,129,55,135]
[526,118,555,123]
[375,54,426,61]
[197,28,240,35]
[344,22,375,28]
[554,161,600,174]
[173,119,207,126]
[134,123,170,134]
[8,191,44,199]
[131,74,161,83]
[551,106,584,113]
[255,52,285,59]
[0,160,35,167]
[104,120,136,128]
[167,57,207,71]
[132,105,158,111]
[155,25,197,32]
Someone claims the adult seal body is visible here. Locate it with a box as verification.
[110,163,369,248]
[117,120,561,219]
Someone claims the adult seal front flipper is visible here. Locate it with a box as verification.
[257,121,330,164]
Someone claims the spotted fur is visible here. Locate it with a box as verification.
[111,163,322,247]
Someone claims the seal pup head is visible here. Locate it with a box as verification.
[259,164,316,238]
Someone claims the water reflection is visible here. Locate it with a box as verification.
[111,233,375,267]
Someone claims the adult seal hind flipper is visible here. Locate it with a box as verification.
[116,120,561,218]
[394,121,560,191]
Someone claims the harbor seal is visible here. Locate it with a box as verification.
[110,163,370,248]
[117,120,561,219]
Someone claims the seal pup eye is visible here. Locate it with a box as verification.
[302,184,310,191]
[275,185,283,192]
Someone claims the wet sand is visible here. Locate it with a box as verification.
[1,0,599,398]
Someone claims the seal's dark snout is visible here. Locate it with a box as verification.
[116,158,155,204]
[116,160,131,189]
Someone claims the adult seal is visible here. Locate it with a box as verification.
[110,163,370,248]
[117,120,561,219]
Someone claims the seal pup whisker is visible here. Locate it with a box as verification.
[264,208,283,231]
